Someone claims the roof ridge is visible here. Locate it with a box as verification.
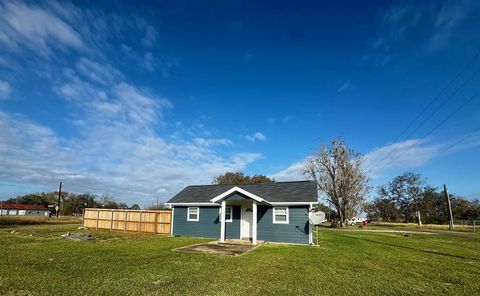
[185,180,313,187]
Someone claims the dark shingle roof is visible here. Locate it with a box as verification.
[167,181,318,203]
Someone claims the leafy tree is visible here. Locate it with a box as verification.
[364,197,400,222]
[367,173,480,224]
[378,172,425,225]
[62,193,99,216]
[212,172,274,185]
[303,137,370,227]
[130,204,141,210]
[145,203,168,210]
[2,191,129,215]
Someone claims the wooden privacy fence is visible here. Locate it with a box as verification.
[83,208,172,234]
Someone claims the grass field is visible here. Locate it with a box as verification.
[362,221,477,233]
[0,215,81,226]
[1,224,479,296]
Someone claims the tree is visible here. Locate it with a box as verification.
[212,172,274,185]
[378,172,425,225]
[130,204,141,210]
[364,197,400,222]
[303,137,370,227]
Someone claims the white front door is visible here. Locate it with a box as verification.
[241,204,252,239]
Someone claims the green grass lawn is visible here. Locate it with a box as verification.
[0,215,82,226]
[1,224,479,296]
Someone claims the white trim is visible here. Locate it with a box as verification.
[220,201,226,242]
[272,206,289,224]
[167,203,219,207]
[210,186,267,203]
[170,207,175,235]
[252,201,257,245]
[239,205,243,240]
[308,204,313,244]
[187,207,199,221]
[270,202,318,206]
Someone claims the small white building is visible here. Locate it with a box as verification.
[0,203,49,216]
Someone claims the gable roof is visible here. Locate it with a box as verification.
[167,181,318,204]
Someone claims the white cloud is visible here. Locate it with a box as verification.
[428,1,470,51]
[245,132,267,142]
[272,134,480,182]
[141,25,157,48]
[337,80,353,93]
[0,81,11,99]
[371,1,472,59]
[0,1,262,206]
[266,116,292,125]
[270,160,307,181]
[75,57,123,85]
[193,138,233,147]
[363,139,442,178]
[0,1,84,56]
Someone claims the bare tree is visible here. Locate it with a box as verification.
[303,138,370,227]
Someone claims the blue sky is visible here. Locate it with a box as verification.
[1,0,480,206]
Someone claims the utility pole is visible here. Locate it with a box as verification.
[56,182,63,218]
[444,184,454,231]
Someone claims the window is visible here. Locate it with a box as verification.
[273,207,289,224]
[187,207,199,221]
[221,206,233,222]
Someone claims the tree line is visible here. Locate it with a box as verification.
[2,192,141,216]
[301,137,479,227]
[364,172,479,224]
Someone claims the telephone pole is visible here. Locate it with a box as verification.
[56,182,63,218]
[444,184,454,230]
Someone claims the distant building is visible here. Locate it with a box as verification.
[0,203,49,216]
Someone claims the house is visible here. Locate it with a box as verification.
[0,203,49,216]
[166,181,318,244]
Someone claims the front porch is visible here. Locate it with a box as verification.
[211,187,268,245]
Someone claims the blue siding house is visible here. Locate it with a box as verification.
[166,181,318,244]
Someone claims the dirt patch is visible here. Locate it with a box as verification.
[61,232,95,241]
[175,242,259,256]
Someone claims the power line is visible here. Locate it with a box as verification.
[365,50,480,172]
[367,68,479,173]
[375,90,480,172]
[366,55,480,173]
[425,125,480,165]
[368,50,480,170]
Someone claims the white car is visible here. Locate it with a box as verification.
[347,217,365,225]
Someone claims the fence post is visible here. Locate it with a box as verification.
[138,211,142,233]
[124,210,128,232]
[154,211,158,234]
[110,210,114,231]
[474,220,476,233]
[96,209,100,230]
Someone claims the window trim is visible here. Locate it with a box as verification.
[272,207,289,224]
[187,207,199,222]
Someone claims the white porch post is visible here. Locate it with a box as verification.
[220,200,226,242]
[252,200,257,245]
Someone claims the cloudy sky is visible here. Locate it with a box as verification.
[1,0,480,206]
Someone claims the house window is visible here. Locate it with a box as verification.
[187,207,199,221]
[220,206,233,222]
[273,207,289,224]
